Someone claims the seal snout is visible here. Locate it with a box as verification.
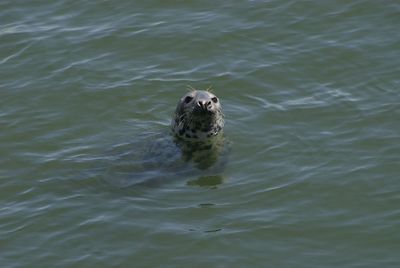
[196,99,212,112]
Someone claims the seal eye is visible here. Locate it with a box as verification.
[184,96,193,104]
[211,97,218,103]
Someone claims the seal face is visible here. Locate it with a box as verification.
[172,90,224,140]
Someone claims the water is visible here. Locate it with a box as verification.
[1,1,399,267]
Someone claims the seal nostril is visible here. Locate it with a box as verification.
[206,101,211,107]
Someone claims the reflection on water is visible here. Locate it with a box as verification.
[187,175,225,188]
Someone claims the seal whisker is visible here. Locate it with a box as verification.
[186,85,197,92]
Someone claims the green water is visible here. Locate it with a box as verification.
[1,1,399,267]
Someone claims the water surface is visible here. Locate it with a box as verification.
[1,1,399,267]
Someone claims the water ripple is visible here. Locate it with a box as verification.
[1,0,399,267]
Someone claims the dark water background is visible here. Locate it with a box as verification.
[1,1,399,267]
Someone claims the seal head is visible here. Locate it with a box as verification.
[172,90,224,140]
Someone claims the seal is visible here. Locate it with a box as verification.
[172,90,224,140]
[104,88,229,188]
[170,89,226,170]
